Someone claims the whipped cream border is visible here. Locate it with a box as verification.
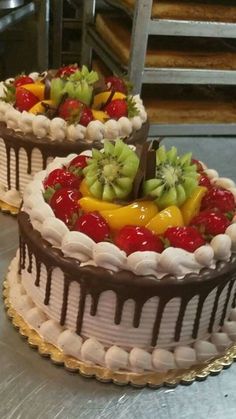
[23,151,236,280]
[0,72,147,143]
[7,255,236,372]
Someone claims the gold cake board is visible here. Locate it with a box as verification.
[0,200,19,216]
[3,279,236,388]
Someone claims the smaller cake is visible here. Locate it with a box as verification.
[6,140,236,382]
[0,65,148,210]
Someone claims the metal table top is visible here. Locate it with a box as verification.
[1,137,236,419]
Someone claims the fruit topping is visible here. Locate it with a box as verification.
[201,187,235,213]
[50,187,81,228]
[180,186,207,225]
[83,139,139,201]
[145,205,184,235]
[164,226,205,252]
[100,200,158,231]
[44,168,82,192]
[191,158,204,172]
[115,226,164,255]
[74,212,110,242]
[79,196,121,213]
[104,98,128,119]
[15,88,39,112]
[198,173,212,189]
[143,146,198,209]
[68,155,90,176]
[105,76,128,94]
[21,82,45,101]
[56,64,79,78]
[14,75,34,87]
[190,210,230,236]
[58,98,94,126]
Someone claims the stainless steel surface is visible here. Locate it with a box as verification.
[0,0,24,9]
[148,124,236,137]
[1,137,236,419]
[0,1,35,32]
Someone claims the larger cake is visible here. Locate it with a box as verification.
[6,139,236,379]
[0,65,148,210]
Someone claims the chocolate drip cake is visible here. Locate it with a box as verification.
[6,140,236,376]
[0,65,148,210]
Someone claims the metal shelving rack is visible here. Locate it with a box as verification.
[81,0,236,136]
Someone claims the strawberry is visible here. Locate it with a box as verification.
[104,99,128,119]
[201,187,235,213]
[105,76,127,94]
[190,210,230,236]
[68,155,90,176]
[58,98,93,126]
[50,187,81,228]
[14,75,34,87]
[15,87,39,111]
[74,212,110,242]
[198,173,212,189]
[191,158,204,172]
[164,226,205,252]
[115,226,164,255]
[56,64,79,78]
[44,168,82,191]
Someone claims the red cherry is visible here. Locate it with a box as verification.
[14,75,34,87]
[201,187,235,213]
[115,226,164,255]
[68,155,91,176]
[44,168,82,190]
[190,210,230,236]
[74,212,110,242]
[56,64,79,78]
[50,187,81,227]
[191,158,204,172]
[198,173,212,189]
[164,226,205,252]
[15,87,39,111]
[104,99,128,119]
[105,76,127,94]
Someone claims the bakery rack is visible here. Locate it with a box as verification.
[81,0,236,136]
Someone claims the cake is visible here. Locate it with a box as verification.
[0,65,148,210]
[5,139,236,380]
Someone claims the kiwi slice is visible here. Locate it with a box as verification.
[83,139,139,201]
[143,145,198,209]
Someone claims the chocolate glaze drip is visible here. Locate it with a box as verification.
[27,247,33,273]
[18,211,236,346]
[35,259,41,287]
[220,279,235,326]
[0,120,149,192]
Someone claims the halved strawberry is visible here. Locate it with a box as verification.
[14,75,34,87]
[105,76,128,94]
[58,98,93,126]
[201,187,235,213]
[56,64,79,78]
[190,210,230,236]
[164,226,205,252]
[50,187,81,228]
[15,88,39,112]
[104,98,128,119]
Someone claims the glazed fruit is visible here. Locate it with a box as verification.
[15,88,39,112]
[105,76,127,94]
[68,155,90,176]
[104,98,128,119]
[83,139,139,201]
[180,186,207,225]
[198,173,212,189]
[100,201,158,230]
[50,187,81,227]
[143,146,198,209]
[191,158,204,172]
[145,205,184,235]
[56,64,79,78]
[115,226,164,255]
[58,99,93,126]
[43,168,81,191]
[164,226,205,252]
[14,75,34,87]
[79,196,121,213]
[201,187,235,213]
[22,82,45,101]
[190,210,230,236]
[74,212,110,242]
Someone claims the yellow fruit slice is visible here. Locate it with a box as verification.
[79,196,121,212]
[146,206,184,235]
[91,110,109,123]
[28,100,55,114]
[93,91,126,109]
[180,186,207,225]
[22,82,45,100]
[100,201,158,231]
[79,178,93,197]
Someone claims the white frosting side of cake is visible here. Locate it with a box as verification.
[0,137,53,206]
[7,255,236,372]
